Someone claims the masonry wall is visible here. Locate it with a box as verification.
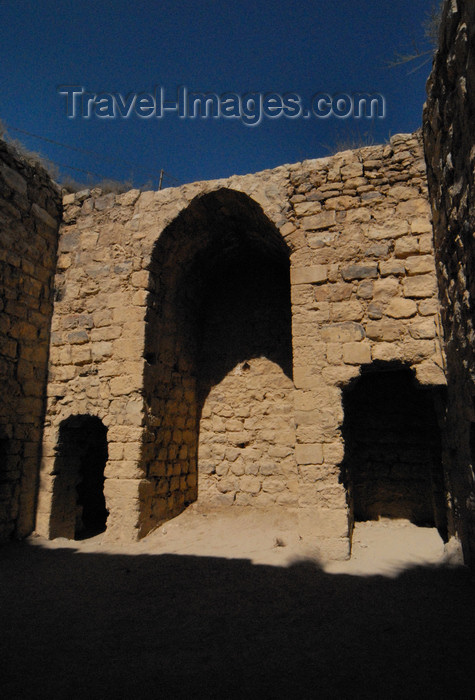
[36,131,448,558]
[423,0,475,562]
[0,140,62,540]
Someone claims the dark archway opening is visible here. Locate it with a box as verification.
[51,415,108,539]
[342,364,447,540]
[195,237,293,402]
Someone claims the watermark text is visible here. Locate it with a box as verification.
[58,86,386,126]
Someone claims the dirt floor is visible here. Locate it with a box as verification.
[1,509,474,699]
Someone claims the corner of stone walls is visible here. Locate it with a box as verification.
[423,0,475,563]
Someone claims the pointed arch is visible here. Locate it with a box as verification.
[138,188,295,535]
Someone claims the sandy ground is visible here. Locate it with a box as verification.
[1,510,473,699]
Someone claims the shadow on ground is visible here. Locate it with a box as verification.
[1,541,473,699]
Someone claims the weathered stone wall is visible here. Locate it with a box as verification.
[36,131,447,558]
[423,0,475,562]
[288,133,446,557]
[199,360,297,510]
[0,140,62,540]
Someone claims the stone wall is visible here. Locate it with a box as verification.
[423,0,475,562]
[0,140,62,540]
[36,131,448,558]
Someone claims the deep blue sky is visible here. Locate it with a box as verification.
[0,0,437,188]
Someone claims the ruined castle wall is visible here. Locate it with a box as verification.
[423,0,475,562]
[0,140,61,540]
[37,132,446,558]
[287,133,446,556]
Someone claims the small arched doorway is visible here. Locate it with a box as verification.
[50,415,108,539]
[342,364,447,540]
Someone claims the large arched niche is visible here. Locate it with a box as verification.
[139,188,295,536]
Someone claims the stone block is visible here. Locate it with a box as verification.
[367,220,409,239]
[291,265,328,285]
[372,342,405,362]
[131,271,150,288]
[62,193,75,205]
[95,193,116,211]
[341,162,364,178]
[67,330,89,344]
[418,299,439,316]
[346,208,372,223]
[342,341,371,365]
[91,326,121,342]
[373,278,399,303]
[93,309,113,327]
[71,345,91,366]
[293,201,322,216]
[110,374,143,396]
[321,365,360,386]
[341,263,378,281]
[326,343,343,365]
[328,283,353,302]
[118,189,140,207]
[108,443,124,461]
[403,274,437,298]
[295,443,324,465]
[356,280,374,299]
[240,476,261,494]
[367,303,383,319]
[400,339,435,363]
[279,221,296,236]
[386,298,418,318]
[321,322,365,343]
[414,361,447,386]
[394,237,420,257]
[91,341,113,360]
[380,260,405,276]
[387,185,419,201]
[418,234,433,254]
[75,189,91,202]
[331,301,364,322]
[113,335,145,359]
[325,195,358,211]
[405,255,435,276]
[323,441,345,464]
[300,211,336,230]
[396,198,431,218]
[411,217,433,234]
[409,319,436,339]
[365,320,403,342]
